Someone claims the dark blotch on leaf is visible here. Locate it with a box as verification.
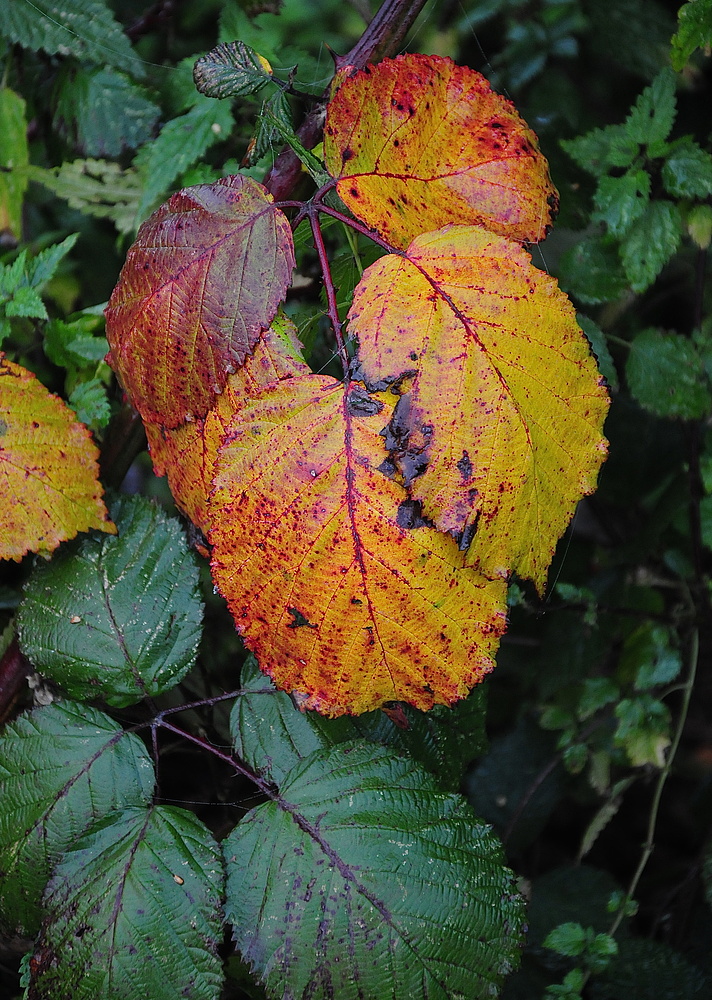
[347,388,383,417]
[457,450,473,482]
[287,607,318,629]
[396,499,433,531]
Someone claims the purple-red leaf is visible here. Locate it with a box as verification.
[105,175,294,428]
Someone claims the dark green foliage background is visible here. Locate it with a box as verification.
[1,0,711,998]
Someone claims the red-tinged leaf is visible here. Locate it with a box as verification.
[323,54,557,250]
[209,376,507,717]
[105,174,295,428]
[146,315,309,533]
[348,225,609,591]
[0,355,114,561]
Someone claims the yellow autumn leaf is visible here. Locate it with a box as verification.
[209,376,507,716]
[348,225,609,591]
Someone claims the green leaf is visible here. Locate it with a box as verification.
[1,0,145,78]
[3,283,47,319]
[662,138,712,199]
[577,315,619,389]
[614,695,670,767]
[68,377,111,431]
[25,233,80,288]
[624,69,677,147]
[43,313,108,370]
[592,169,650,237]
[543,922,587,957]
[17,494,203,708]
[0,701,154,936]
[193,41,274,99]
[250,89,293,165]
[54,66,160,157]
[620,622,682,690]
[595,938,710,999]
[561,124,638,176]
[28,806,224,1000]
[558,235,629,304]
[626,327,711,419]
[0,88,29,242]
[620,200,682,292]
[134,99,235,220]
[224,741,524,1000]
[671,0,712,71]
[232,654,487,791]
[28,160,143,235]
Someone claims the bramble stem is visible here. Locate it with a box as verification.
[308,209,351,378]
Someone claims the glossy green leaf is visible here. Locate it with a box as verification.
[592,170,650,237]
[662,138,712,199]
[193,41,273,99]
[671,0,712,70]
[0,701,154,936]
[626,327,711,419]
[54,66,160,157]
[18,494,203,707]
[0,88,29,242]
[232,654,487,791]
[28,806,224,1000]
[224,741,524,1000]
[1,0,145,78]
[624,69,676,147]
[619,201,682,293]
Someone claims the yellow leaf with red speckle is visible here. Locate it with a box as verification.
[209,376,507,716]
[323,54,558,250]
[348,225,609,591]
[105,174,294,428]
[0,355,114,561]
[145,314,309,533]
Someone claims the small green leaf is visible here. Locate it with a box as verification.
[232,654,486,791]
[1,0,145,78]
[0,701,154,936]
[687,204,712,249]
[671,0,712,70]
[0,88,29,241]
[134,99,235,220]
[224,741,524,1000]
[249,89,293,165]
[626,328,711,419]
[558,235,629,304]
[662,138,712,199]
[18,494,203,708]
[3,283,47,319]
[28,806,225,1000]
[561,124,638,176]
[614,695,670,767]
[620,200,682,292]
[624,69,677,147]
[44,314,108,370]
[69,377,111,431]
[543,921,587,957]
[193,41,274,99]
[620,622,682,690]
[54,66,160,157]
[592,169,650,237]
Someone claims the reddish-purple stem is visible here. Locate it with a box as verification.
[0,637,32,725]
[308,208,351,377]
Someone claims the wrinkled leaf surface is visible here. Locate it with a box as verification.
[28,806,224,1000]
[224,740,524,999]
[18,494,203,707]
[0,701,154,936]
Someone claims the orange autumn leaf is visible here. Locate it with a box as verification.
[145,315,310,533]
[105,175,294,428]
[323,54,558,250]
[209,376,507,716]
[348,225,609,591]
[0,355,114,561]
